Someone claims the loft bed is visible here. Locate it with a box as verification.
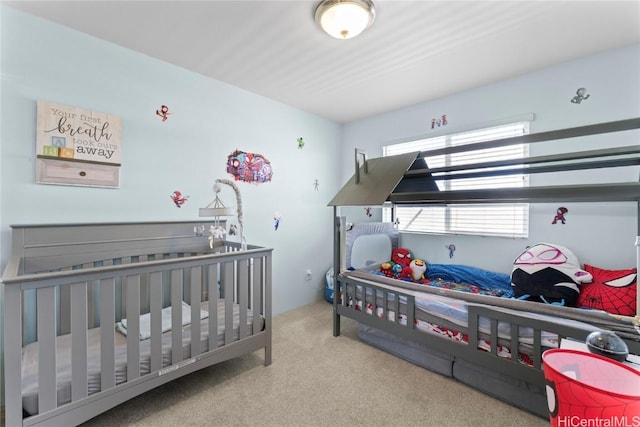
[2,221,272,426]
[328,118,640,418]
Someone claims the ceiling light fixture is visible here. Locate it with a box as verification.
[315,0,376,40]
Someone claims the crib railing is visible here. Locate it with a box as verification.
[2,242,272,427]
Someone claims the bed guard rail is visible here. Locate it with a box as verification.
[334,273,607,387]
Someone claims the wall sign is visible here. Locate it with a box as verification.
[36,100,122,187]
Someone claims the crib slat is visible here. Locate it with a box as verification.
[100,278,116,390]
[223,261,234,345]
[4,285,23,427]
[238,259,248,339]
[171,269,183,364]
[150,271,163,372]
[37,286,57,412]
[126,275,141,381]
[190,265,202,357]
[71,282,88,401]
[208,263,219,351]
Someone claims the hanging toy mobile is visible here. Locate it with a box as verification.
[199,179,246,250]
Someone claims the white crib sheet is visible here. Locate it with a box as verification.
[21,300,262,415]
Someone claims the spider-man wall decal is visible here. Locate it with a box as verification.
[552,207,568,224]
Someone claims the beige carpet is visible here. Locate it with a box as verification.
[80,301,548,427]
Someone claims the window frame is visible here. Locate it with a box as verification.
[383,121,531,238]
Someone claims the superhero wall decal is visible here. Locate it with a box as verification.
[170,190,188,207]
[156,105,172,122]
[226,150,273,184]
[552,207,568,224]
[570,87,590,104]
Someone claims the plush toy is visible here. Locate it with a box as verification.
[511,243,592,306]
[398,266,413,280]
[392,248,414,279]
[392,247,412,267]
[380,262,395,278]
[409,259,427,281]
[392,263,403,278]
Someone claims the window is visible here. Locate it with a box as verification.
[383,122,530,238]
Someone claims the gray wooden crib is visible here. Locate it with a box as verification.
[2,221,272,426]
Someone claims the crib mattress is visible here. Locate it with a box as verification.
[21,300,263,415]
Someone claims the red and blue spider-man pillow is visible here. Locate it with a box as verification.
[577,264,637,316]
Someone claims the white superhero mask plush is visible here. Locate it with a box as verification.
[513,243,592,284]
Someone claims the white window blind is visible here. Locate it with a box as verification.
[383,122,530,238]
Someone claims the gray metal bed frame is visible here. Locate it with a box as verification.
[2,220,272,426]
[329,118,640,417]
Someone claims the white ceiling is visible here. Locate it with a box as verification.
[4,0,640,123]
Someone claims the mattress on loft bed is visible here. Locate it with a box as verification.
[21,300,263,415]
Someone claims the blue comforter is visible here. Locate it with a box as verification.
[426,263,514,298]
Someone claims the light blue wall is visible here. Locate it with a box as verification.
[341,44,640,274]
[0,6,342,404]
[1,6,341,307]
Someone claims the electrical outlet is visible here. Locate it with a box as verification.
[305,269,312,281]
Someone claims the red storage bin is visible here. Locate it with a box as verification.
[542,349,640,426]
